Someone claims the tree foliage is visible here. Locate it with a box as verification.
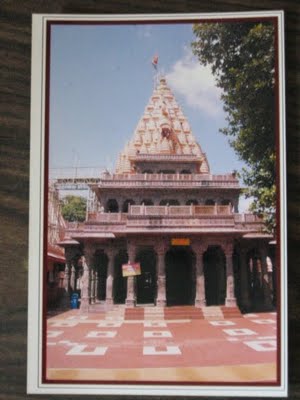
[192,21,276,231]
[61,195,87,222]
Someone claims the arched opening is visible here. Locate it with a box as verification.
[186,199,198,205]
[165,247,196,306]
[113,250,128,304]
[106,199,119,213]
[158,169,176,174]
[94,250,108,301]
[181,169,191,174]
[135,248,157,304]
[159,199,180,206]
[221,199,231,205]
[122,199,135,213]
[141,199,154,206]
[205,199,215,206]
[203,246,226,305]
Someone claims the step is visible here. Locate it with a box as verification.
[87,304,243,320]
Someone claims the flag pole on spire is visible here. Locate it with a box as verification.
[152,54,159,88]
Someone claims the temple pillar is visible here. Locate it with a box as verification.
[125,242,136,307]
[61,247,76,308]
[195,245,206,307]
[70,263,76,292]
[156,242,166,307]
[106,248,115,306]
[63,263,70,294]
[239,247,250,311]
[80,245,94,313]
[260,245,273,309]
[90,268,95,304]
[94,270,99,302]
[224,243,237,307]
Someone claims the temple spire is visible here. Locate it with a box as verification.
[115,76,210,174]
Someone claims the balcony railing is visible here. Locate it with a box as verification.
[129,205,232,216]
[61,209,265,240]
[96,173,240,189]
[50,170,240,190]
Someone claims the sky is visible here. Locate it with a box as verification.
[49,22,251,210]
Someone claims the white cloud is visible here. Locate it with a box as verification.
[165,50,223,117]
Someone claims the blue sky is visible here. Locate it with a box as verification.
[49,22,250,210]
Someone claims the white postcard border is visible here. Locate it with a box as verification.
[27,11,287,397]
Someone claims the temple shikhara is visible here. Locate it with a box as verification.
[49,76,276,314]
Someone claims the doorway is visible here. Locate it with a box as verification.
[136,248,157,304]
[165,247,195,306]
[113,250,128,304]
[94,250,108,301]
[203,246,226,305]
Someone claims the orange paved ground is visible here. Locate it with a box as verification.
[46,307,277,383]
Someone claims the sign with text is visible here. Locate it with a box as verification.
[122,262,141,277]
[171,238,191,246]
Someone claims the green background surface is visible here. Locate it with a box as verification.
[0,1,299,399]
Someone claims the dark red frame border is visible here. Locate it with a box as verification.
[41,15,283,388]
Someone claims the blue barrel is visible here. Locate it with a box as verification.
[70,293,79,309]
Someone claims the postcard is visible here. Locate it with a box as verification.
[27,11,287,396]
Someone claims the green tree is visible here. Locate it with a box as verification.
[61,195,87,222]
[192,21,276,231]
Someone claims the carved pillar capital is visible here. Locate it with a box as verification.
[222,241,234,257]
[155,239,167,257]
[105,246,114,259]
[192,239,207,255]
[126,241,136,263]
[64,246,80,263]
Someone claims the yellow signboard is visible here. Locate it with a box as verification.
[171,238,190,246]
[122,262,141,277]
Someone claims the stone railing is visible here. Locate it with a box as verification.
[87,212,127,223]
[100,172,236,181]
[129,205,232,216]
[129,154,202,162]
[51,171,240,190]
[234,213,263,223]
[97,173,239,189]
[126,217,235,228]
[61,209,265,240]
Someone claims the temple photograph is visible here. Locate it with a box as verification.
[38,15,285,390]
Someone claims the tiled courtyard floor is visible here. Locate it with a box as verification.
[46,306,277,384]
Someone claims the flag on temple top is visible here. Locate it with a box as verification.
[152,54,158,69]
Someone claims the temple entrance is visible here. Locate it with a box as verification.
[113,250,128,304]
[165,247,196,306]
[136,248,157,304]
[94,250,108,301]
[203,246,226,306]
